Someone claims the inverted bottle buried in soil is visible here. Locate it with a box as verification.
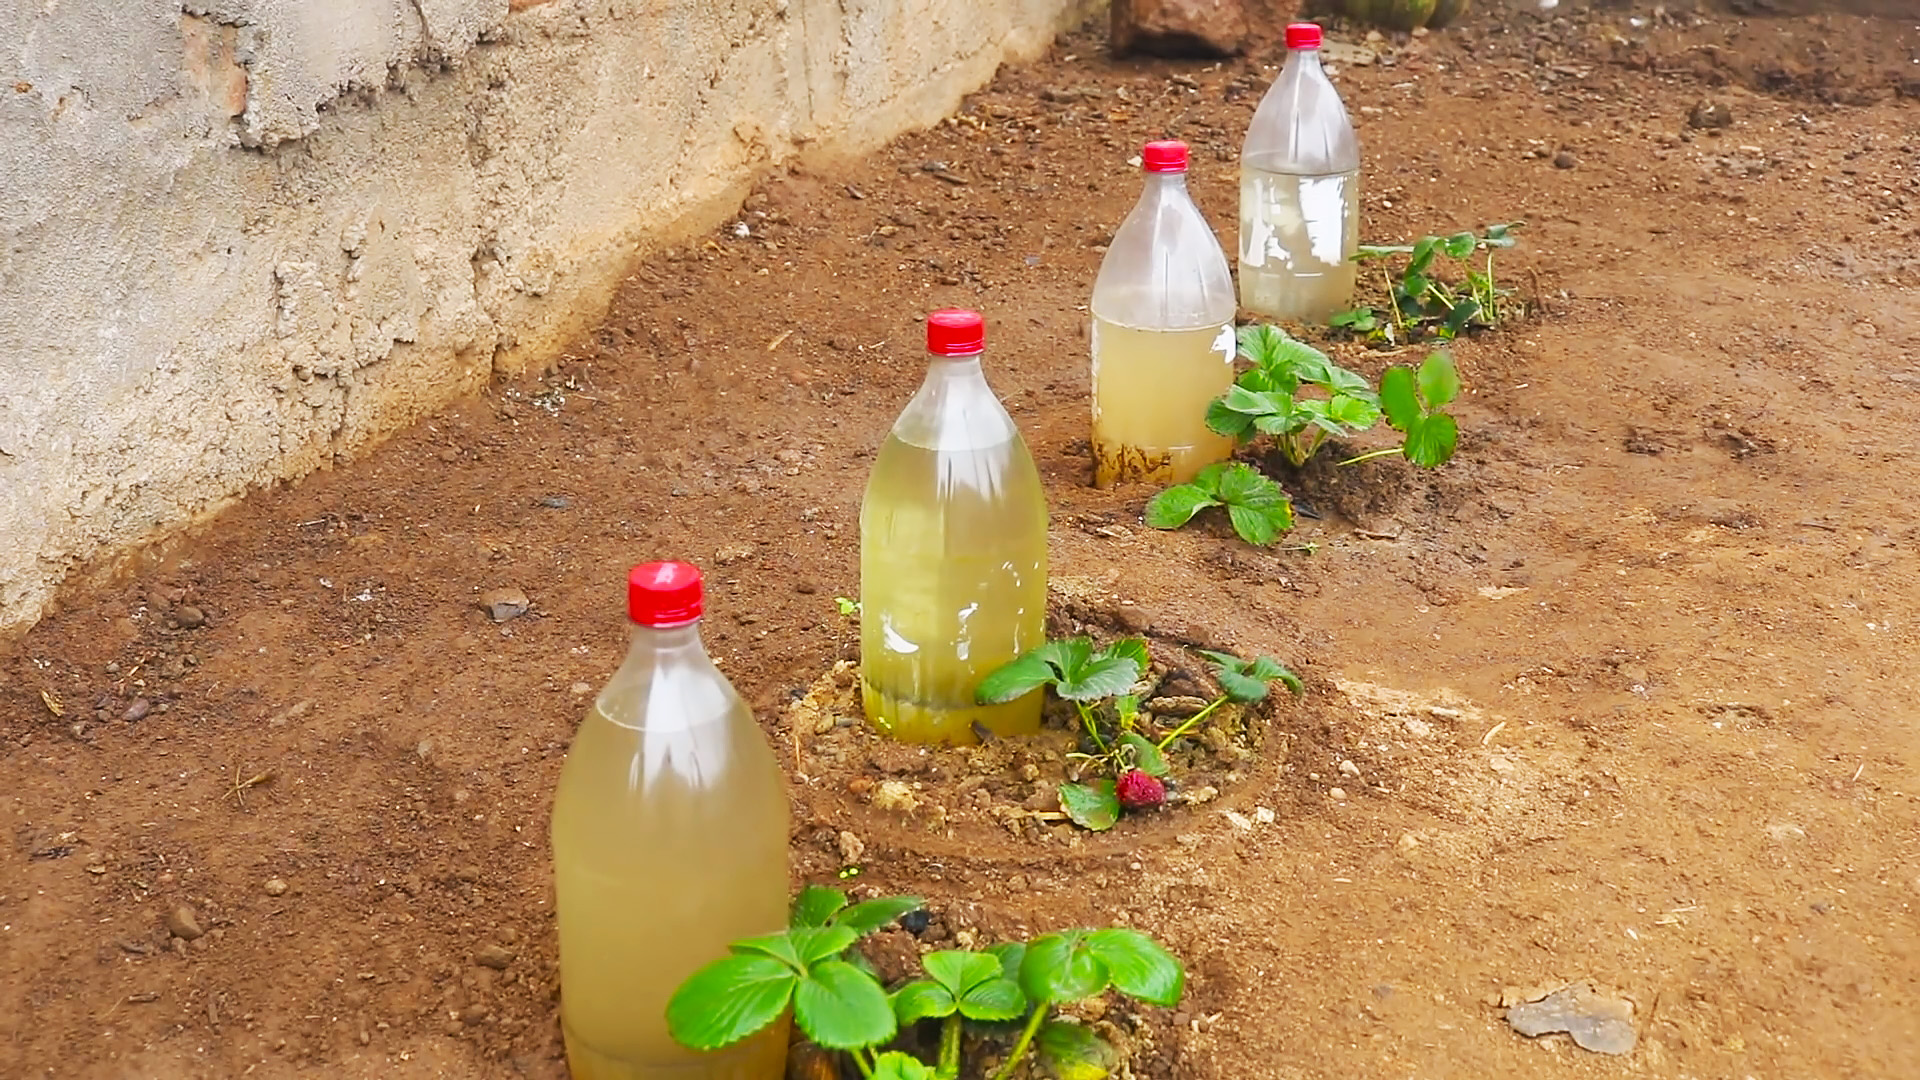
[1090,139,1238,489]
[1238,22,1362,325]
[859,309,1049,745]
[549,562,790,1080]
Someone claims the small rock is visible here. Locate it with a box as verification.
[569,682,592,696]
[536,495,571,509]
[264,878,289,897]
[174,604,206,629]
[714,542,756,565]
[1113,605,1151,634]
[123,697,151,723]
[1396,832,1422,853]
[1504,982,1637,1055]
[1552,150,1578,170]
[166,904,205,941]
[1687,99,1733,130]
[1223,810,1254,831]
[415,738,435,762]
[1110,0,1248,58]
[459,1004,488,1026]
[870,780,918,813]
[1148,695,1211,719]
[1403,717,1434,737]
[837,830,866,865]
[1338,759,1361,778]
[1183,784,1219,805]
[478,587,530,623]
[1252,806,1275,825]
[474,944,516,971]
[1329,787,1348,801]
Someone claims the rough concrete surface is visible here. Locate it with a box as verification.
[0,0,1096,636]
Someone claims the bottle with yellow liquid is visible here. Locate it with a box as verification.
[550,561,790,1080]
[1090,140,1238,489]
[860,309,1049,745]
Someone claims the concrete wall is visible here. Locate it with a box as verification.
[0,0,1094,637]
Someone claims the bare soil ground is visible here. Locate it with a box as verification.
[4,2,1919,1078]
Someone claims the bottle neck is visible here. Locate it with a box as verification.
[628,619,706,657]
[922,352,987,386]
[1286,47,1324,79]
[1142,171,1191,201]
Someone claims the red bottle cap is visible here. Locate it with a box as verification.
[628,561,703,626]
[1142,140,1189,173]
[926,308,985,356]
[1285,22,1322,50]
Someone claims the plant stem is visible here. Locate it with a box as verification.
[989,1008,1051,1080]
[1076,702,1107,753]
[1155,695,1230,752]
[938,1016,962,1080]
[853,1046,876,1080]
[1337,445,1405,467]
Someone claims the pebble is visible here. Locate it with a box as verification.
[569,682,592,696]
[837,830,866,865]
[870,780,918,813]
[1223,810,1254,832]
[1397,832,1422,853]
[1687,99,1733,130]
[1338,759,1360,778]
[1329,787,1348,801]
[1252,806,1275,825]
[478,587,530,623]
[166,904,205,941]
[474,944,516,971]
[175,604,207,629]
[264,878,289,897]
[1552,150,1578,170]
[460,1004,488,1026]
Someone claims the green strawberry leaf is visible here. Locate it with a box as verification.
[1417,351,1461,408]
[1378,366,1421,433]
[1205,396,1257,439]
[1227,503,1283,547]
[1247,656,1305,696]
[1214,666,1273,703]
[1099,637,1150,674]
[890,978,957,1024]
[974,650,1059,705]
[923,950,1001,996]
[957,975,1028,1022]
[790,885,848,928]
[784,926,859,966]
[1019,930,1110,1005]
[1145,483,1222,529]
[833,896,923,936]
[872,1052,939,1080]
[665,952,797,1051]
[1058,781,1120,832]
[1404,413,1459,468]
[1038,1019,1120,1080]
[1084,928,1186,1007]
[1120,733,1169,778]
[986,942,1027,983]
[793,959,896,1050]
[1056,655,1141,701]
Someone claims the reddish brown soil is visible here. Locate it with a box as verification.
[5,4,1919,1078]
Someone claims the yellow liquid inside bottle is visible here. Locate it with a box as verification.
[860,428,1049,745]
[1237,166,1361,325]
[550,644,791,1080]
[1090,318,1238,488]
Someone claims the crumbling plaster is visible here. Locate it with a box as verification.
[0,0,1096,636]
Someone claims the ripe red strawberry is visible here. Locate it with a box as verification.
[1115,769,1166,811]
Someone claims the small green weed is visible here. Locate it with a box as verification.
[1334,223,1522,346]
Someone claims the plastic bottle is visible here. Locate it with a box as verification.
[1090,139,1238,489]
[860,309,1050,745]
[550,561,791,1080]
[1238,22,1362,325]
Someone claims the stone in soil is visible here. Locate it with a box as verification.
[1110,0,1247,58]
[1504,982,1637,1055]
[474,943,516,970]
[478,587,531,622]
[264,878,288,897]
[165,904,205,941]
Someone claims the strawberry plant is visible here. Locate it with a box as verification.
[1142,462,1293,547]
[1335,222,1522,346]
[669,884,1185,1080]
[1144,326,1464,547]
[975,636,1302,831]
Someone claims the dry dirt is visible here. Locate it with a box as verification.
[5,2,1920,1078]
